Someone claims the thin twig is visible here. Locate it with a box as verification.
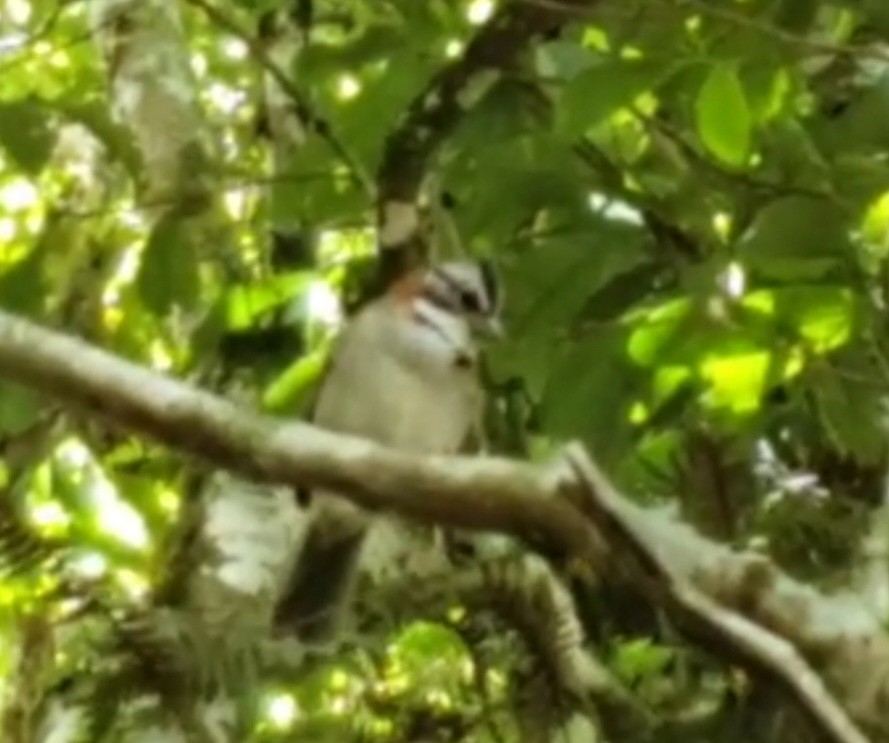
[0,1,115,75]
[628,105,835,204]
[185,0,374,198]
[58,169,350,221]
[518,0,889,64]
[675,0,889,64]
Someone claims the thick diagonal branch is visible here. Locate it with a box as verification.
[0,310,601,570]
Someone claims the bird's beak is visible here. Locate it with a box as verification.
[472,315,504,339]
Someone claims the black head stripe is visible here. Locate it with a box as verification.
[478,259,499,314]
[422,284,456,312]
[426,267,462,312]
[431,265,464,295]
[429,261,500,316]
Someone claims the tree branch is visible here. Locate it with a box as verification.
[0,309,601,570]
[375,0,597,283]
[566,450,872,743]
[90,0,210,210]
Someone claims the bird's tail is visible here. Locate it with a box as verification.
[274,517,367,642]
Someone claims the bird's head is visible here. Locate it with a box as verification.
[411,259,503,339]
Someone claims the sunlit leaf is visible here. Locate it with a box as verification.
[700,348,771,413]
[861,190,889,269]
[782,287,856,353]
[610,638,674,683]
[262,346,330,414]
[695,63,751,167]
[224,273,312,330]
[626,298,693,367]
[743,66,791,122]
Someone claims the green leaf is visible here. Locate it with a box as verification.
[775,0,818,31]
[0,98,55,174]
[0,382,40,436]
[695,63,752,167]
[535,40,596,81]
[502,219,647,335]
[610,638,674,683]
[447,136,588,248]
[231,0,280,12]
[454,80,536,148]
[737,196,851,279]
[541,327,643,466]
[262,347,330,415]
[272,142,368,228]
[814,78,889,155]
[865,0,889,36]
[0,245,47,317]
[298,23,406,74]
[137,213,200,315]
[699,346,772,414]
[627,298,693,367]
[743,66,791,123]
[773,286,857,353]
[556,58,671,138]
[758,119,831,192]
[579,263,666,323]
[812,361,888,465]
[224,273,312,331]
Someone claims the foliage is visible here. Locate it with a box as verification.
[1,0,889,740]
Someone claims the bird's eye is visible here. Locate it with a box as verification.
[460,290,481,312]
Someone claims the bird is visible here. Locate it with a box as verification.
[274,259,503,641]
